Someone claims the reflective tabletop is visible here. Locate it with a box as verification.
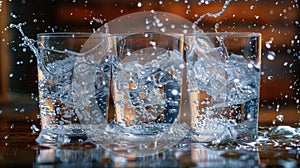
[0,103,299,167]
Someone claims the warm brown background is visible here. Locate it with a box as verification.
[0,0,299,128]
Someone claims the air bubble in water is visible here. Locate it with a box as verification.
[171,89,179,96]
[179,64,185,69]
[247,63,254,69]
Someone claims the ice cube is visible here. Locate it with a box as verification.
[225,53,259,104]
[188,46,227,104]
[189,36,223,63]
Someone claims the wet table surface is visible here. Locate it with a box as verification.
[1,128,300,167]
[0,103,300,167]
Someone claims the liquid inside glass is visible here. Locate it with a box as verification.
[186,33,261,142]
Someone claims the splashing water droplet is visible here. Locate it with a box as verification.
[20,108,25,113]
[10,12,17,19]
[268,76,273,80]
[137,2,142,7]
[276,115,284,122]
[267,51,276,61]
[265,38,274,48]
[10,124,14,129]
[276,104,280,112]
[9,73,14,78]
[31,124,40,132]
[215,23,220,30]
[192,0,232,31]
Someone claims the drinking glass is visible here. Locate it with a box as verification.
[90,32,189,156]
[185,32,261,142]
[35,32,110,145]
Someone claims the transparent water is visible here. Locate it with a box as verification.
[187,37,260,143]
[111,49,184,134]
[35,45,111,144]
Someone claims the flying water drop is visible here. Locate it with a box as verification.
[267,51,276,61]
[192,0,232,31]
[137,2,142,7]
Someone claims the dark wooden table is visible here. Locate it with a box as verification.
[0,102,299,167]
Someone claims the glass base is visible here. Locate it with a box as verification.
[36,126,88,145]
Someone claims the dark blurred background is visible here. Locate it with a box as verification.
[0,0,299,127]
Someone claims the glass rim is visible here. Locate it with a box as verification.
[107,32,184,38]
[37,32,261,38]
[37,32,184,40]
[37,32,104,39]
[185,32,261,38]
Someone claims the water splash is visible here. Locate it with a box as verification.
[192,0,232,31]
[198,125,300,153]
[8,22,40,60]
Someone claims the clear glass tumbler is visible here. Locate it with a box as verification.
[185,32,261,143]
[91,32,189,156]
[35,32,110,145]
